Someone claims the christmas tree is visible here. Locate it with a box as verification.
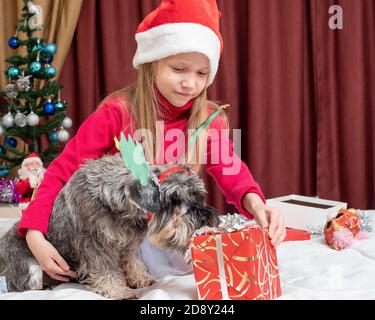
[0,0,72,178]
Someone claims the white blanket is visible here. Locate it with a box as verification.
[1,212,374,300]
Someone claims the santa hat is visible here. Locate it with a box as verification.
[22,152,43,167]
[133,0,223,86]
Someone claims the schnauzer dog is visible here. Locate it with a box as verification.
[0,153,219,299]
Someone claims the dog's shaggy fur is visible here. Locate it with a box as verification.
[0,154,219,299]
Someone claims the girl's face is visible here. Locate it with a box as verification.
[155,52,210,107]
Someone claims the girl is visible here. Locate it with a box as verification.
[18,0,285,283]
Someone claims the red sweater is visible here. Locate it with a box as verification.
[18,93,265,237]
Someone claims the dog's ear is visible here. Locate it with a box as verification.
[186,204,220,228]
[128,179,161,213]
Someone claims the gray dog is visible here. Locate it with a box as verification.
[0,153,219,299]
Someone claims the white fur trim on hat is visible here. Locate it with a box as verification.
[22,156,42,167]
[133,23,221,86]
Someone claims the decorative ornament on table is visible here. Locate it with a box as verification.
[324,208,369,250]
[2,112,15,128]
[0,177,21,203]
[15,152,45,210]
[15,111,28,127]
[27,1,44,30]
[26,111,39,126]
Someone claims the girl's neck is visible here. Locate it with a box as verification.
[154,88,194,123]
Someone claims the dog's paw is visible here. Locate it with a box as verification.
[103,289,139,300]
[127,273,156,289]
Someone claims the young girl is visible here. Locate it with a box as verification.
[18,0,285,283]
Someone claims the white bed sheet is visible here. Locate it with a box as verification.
[1,212,374,300]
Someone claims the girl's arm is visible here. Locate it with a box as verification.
[204,113,266,219]
[18,101,128,237]
[205,113,285,246]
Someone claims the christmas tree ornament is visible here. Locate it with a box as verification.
[32,38,43,52]
[43,54,53,64]
[62,116,72,129]
[0,166,10,178]
[5,83,18,99]
[49,130,58,142]
[57,128,70,142]
[15,111,28,127]
[7,66,20,79]
[43,100,55,115]
[0,126,4,137]
[2,112,15,128]
[55,101,64,110]
[8,37,20,49]
[30,61,42,74]
[0,146,4,154]
[5,137,17,148]
[55,90,64,110]
[43,65,56,79]
[26,111,40,126]
[42,43,57,55]
[16,74,32,92]
[27,1,44,30]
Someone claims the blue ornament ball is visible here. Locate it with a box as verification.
[5,137,17,148]
[0,145,4,154]
[43,101,56,115]
[55,101,64,110]
[7,66,20,79]
[30,61,42,74]
[49,130,58,142]
[43,66,56,79]
[43,54,54,64]
[42,43,57,55]
[8,37,20,49]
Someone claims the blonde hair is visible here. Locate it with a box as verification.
[105,62,229,174]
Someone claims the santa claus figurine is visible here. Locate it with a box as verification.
[15,152,46,210]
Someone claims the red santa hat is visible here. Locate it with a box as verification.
[133,0,223,86]
[22,152,43,167]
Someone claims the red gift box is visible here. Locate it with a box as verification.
[283,228,311,242]
[190,225,282,300]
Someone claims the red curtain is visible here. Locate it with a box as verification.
[59,0,375,211]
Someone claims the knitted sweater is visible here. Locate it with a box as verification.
[18,92,265,236]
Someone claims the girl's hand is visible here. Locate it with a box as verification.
[25,229,77,282]
[242,193,286,247]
